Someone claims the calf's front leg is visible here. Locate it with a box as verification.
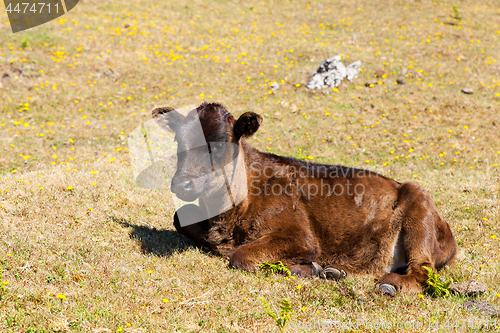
[229,226,320,277]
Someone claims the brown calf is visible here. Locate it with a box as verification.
[152,102,457,296]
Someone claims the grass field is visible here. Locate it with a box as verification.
[0,0,499,331]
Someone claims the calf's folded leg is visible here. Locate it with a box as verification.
[229,226,320,277]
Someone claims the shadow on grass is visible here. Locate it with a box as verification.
[111,217,198,257]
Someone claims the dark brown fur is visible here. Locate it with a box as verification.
[155,102,457,294]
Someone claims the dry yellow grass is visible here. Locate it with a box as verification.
[0,0,499,331]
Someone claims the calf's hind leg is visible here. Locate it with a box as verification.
[378,182,457,296]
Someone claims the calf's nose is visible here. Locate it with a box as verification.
[172,179,194,195]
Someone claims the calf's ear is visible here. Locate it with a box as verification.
[152,106,185,132]
[233,112,263,139]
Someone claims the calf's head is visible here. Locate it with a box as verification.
[152,103,262,202]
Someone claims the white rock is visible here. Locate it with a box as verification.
[346,61,362,81]
[318,55,343,73]
[306,73,324,90]
[307,55,361,89]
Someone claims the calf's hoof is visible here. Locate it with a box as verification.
[312,262,323,276]
[379,283,396,297]
[319,267,346,281]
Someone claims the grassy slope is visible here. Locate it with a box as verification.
[0,0,499,331]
